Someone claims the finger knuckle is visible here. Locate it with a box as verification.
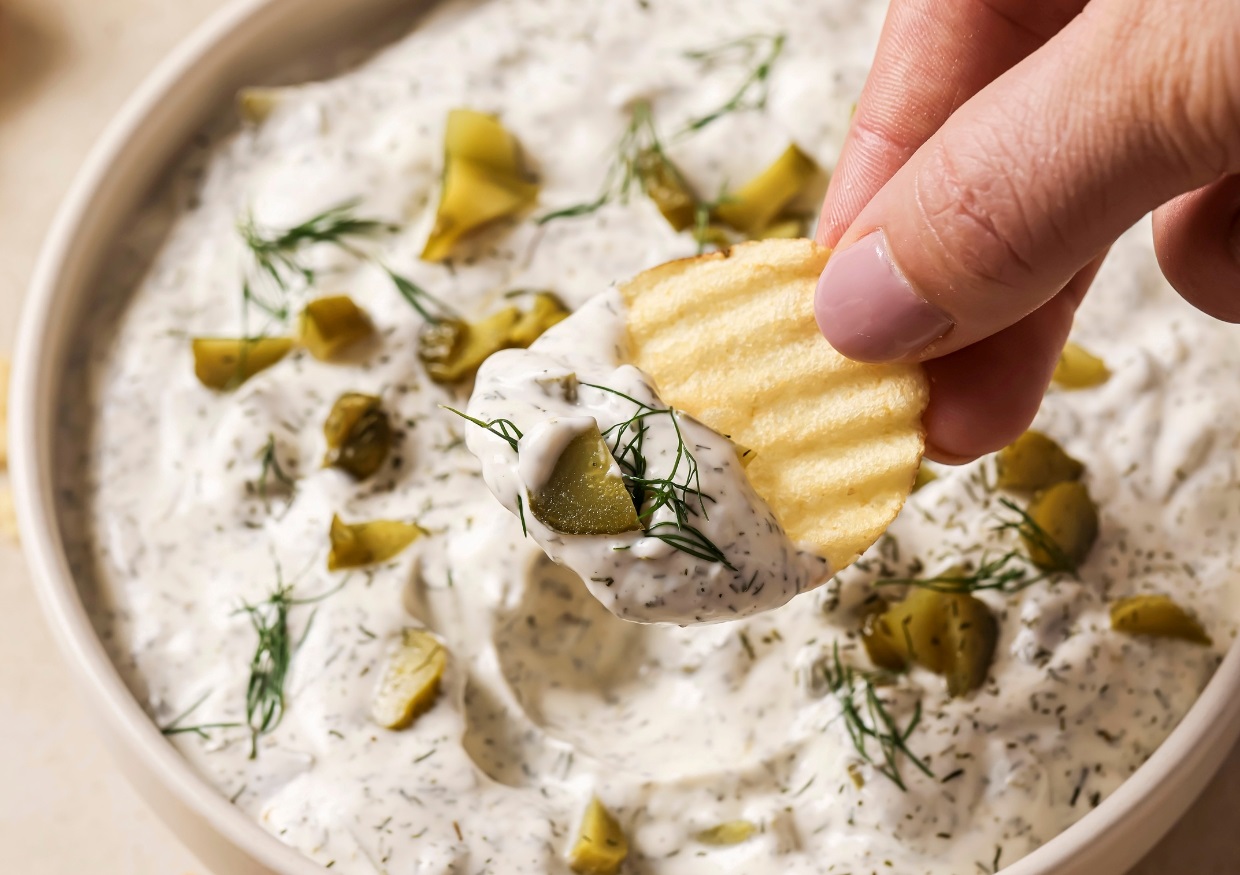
[913,134,1043,291]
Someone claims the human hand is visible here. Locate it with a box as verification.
[813,0,1240,463]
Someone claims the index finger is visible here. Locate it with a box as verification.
[818,0,1086,247]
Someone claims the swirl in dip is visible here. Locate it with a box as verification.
[57,0,1236,873]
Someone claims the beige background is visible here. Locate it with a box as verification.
[0,0,1237,872]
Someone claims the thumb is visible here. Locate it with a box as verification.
[814,0,1240,363]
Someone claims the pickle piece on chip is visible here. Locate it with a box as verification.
[528,423,643,536]
[372,627,447,730]
[621,239,928,571]
[1111,594,1211,646]
[569,798,628,875]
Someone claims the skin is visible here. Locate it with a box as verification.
[815,0,1240,462]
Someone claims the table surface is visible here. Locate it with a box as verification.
[1,1,1238,872]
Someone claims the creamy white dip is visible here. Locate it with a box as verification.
[55,0,1238,873]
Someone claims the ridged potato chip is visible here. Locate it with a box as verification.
[621,239,928,571]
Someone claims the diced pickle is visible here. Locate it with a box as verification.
[443,108,523,174]
[236,87,284,123]
[419,295,568,384]
[1111,594,1211,646]
[509,293,570,347]
[422,158,539,261]
[755,216,807,239]
[1022,481,1099,572]
[371,628,447,730]
[714,145,818,234]
[192,337,293,390]
[529,423,642,536]
[568,798,628,875]
[299,295,373,361]
[1052,342,1111,389]
[323,393,392,480]
[419,309,520,384]
[695,820,756,846]
[327,514,425,571]
[636,148,698,231]
[862,587,998,697]
[995,430,1084,492]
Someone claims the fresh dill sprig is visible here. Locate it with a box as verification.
[537,101,693,225]
[819,643,933,791]
[236,574,345,759]
[239,200,391,290]
[440,407,524,452]
[878,550,1047,595]
[384,266,454,324]
[994,498,1077,573]
[159,690,240,740]
[255,433,295,508]
[236,200,394,330]
[581,381,734,569]
[681,33,786,134]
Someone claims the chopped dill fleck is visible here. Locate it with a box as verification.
[681,33,787,134]
[158,690,240,740]
[818,643,933,791]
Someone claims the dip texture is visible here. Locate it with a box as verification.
[56,0,1238,873]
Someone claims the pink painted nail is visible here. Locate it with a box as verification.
[814,230,952,362]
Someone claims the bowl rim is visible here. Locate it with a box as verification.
[10,1,1240,873]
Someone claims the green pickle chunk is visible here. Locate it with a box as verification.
[568,798,628,875]
[695,820,756,846]
[1022,481,1099,572]
[995,430,1084,492]
[714,144,818,234]
[862,586,998,697]
[192,337,293,390]
[371,628,448,730]
[529,423,642,536]
[299,295,373,361]
[327,514,425,570]
[636,148,698,231]
[1052,341,1111,389]
[323,393,392,480]
[1111,594,1211,645]
[418,293,569,384]
[422,109,539,261]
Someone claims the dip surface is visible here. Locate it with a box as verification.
[57,0,1238,873]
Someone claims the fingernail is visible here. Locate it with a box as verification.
[814,230,953,361]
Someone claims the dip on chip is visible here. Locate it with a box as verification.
[465,239,928,623]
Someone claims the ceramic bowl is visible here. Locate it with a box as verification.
[10,1,1240,873]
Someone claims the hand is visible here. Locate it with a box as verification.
[812,0,1240,463]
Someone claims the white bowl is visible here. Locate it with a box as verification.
[10,1,1240,873]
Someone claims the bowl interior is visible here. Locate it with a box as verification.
[11,1,1240,873]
